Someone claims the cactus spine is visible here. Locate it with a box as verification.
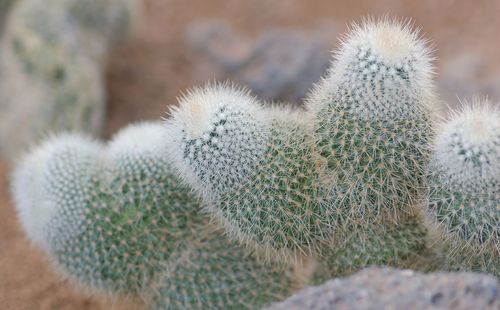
[165,84,328,259]
[13,121,298,308]
[148,227,296,310]
[306,18,436,225]
[428,102,500,276]
[297,19,437,275]
[12,122,201,294]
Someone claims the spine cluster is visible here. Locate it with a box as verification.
[428,102,500,276]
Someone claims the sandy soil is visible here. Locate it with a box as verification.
[2,0,500,309]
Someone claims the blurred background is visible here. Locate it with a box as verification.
[1,0,499,309]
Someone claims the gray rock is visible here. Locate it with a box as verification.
[187,21,335,104]
[265,267,500,310]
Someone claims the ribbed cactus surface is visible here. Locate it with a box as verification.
[165,85,328,258]
[306,19,436,225]
[148,227,295,310]
[12,122,201,294]
[428,103,500,276]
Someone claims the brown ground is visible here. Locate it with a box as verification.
[2,0,500,309]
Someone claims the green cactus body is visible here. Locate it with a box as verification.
[306,19,435,225]
[428,103,500,276]
[315,218,427,282]
[148,227,295,310]
[166,85,328,258]
[12,122,201,294]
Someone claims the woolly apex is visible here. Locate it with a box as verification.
[11,134,103,249]
[164,83,270,197]
[307,17,435,120]
[107,121,166,163]
[167,83,264,138]
[433,100,500,190]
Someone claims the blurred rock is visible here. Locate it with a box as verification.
[0,0,139,160]
[187,21,335,104]
[188,21,500,111]
[266,267,500,310]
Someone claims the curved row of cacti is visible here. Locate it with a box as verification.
[10,19,499,309]
[0,0,138,160]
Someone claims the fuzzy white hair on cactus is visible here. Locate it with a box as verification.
[307,17,435,121]
[433,100,500,190]
[165,83,270,199]
[11,134,103,250]
[107,121,167,166]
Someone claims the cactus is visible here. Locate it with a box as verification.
[165,84,329,259]
[0,0,138,160]
[165,19,438,270]
[12,122,201,294]
[314,217,427,282]
[147,226,296,310]
[9,16,499,309]
[306,19,436,225]
[428,102,500,276]
[12,121,299,308]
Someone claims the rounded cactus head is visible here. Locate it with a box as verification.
[308,17,435,120]
[429,102,500,249]
[165,83,269,199]
[12,134,104,250]
[433,103,500,191]
[165,83,329,260]
[11,122,201,295]
[428,101,499,276]
[306,18,436,225]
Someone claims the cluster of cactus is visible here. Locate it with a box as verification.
[11,18,499,309]
[0,0,138,160]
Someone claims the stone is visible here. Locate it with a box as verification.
[266,267,500,310]
[187,21,334,104]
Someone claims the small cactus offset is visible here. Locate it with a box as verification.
[12,122,201,294]
[0,0,138,160]
[165,84,328,259]
[427,102,500,276]
[148,227,296,310]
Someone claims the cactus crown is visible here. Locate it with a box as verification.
[307,18,435,121]
[429,101,500,248]
[433,102,500,191]
[166,84,269,199]
[304,18,436,226]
